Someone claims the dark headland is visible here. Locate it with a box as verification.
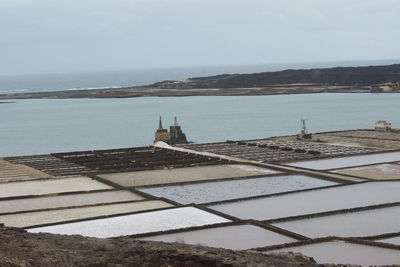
[1,64,399,99]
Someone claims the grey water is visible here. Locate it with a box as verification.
[0,93,399,157]
[287,151,400,170]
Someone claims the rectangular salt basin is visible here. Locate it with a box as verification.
[332,163,400,180]
[273,206,400,238]
[0,200,172,228]
[0,177,113,198]
[29,207,230,238]
[378,236,400,246]
[0,190,144,214]
[208,181,400,220]
[0,159,52,183]
[266,241,400,266]
[286,151,400,170]
[140,224,296,250]
[98,164,279,187]
[138,175,338,204]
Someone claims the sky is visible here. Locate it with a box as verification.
[0,0,399,75]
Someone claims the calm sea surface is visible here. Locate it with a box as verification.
[0,93,399,157]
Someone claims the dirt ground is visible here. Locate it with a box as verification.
[0,159,52,183]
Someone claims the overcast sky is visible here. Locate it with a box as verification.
[1,0,399,75]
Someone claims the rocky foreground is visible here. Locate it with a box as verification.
[0,226,332,267]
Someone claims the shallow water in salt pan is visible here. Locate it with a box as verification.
[378,236,400,246]
[140,224,296,249]
[273,206,400,238]
[208,181,400,220]
[0,190,144,214]
[286,151,400,170]
[29,207,230,238]
[267,241,400,266]
[139,175,337,204]
[99,164,278,187]
[1,200,172,228]
[0,177,112,198]
[332,163,400,180]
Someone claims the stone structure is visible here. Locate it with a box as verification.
[297,119,312,140]
[370,82,400,93]
[375,120,392,132]
[379,83,394,92]
[154,116,188,145]
[169,117,188,144]
[154,117,171,143]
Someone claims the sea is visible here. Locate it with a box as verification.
[1,94,399,157]
[0,60,399,157]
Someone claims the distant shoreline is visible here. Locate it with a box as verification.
[0,63,398,99]
[0,86,398,100]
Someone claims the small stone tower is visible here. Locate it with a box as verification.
[153,116,188,145]
[169,117,188,144]
[154,116,171,143]
[375,120,392,132]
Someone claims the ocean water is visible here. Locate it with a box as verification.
[0,93,399,157]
